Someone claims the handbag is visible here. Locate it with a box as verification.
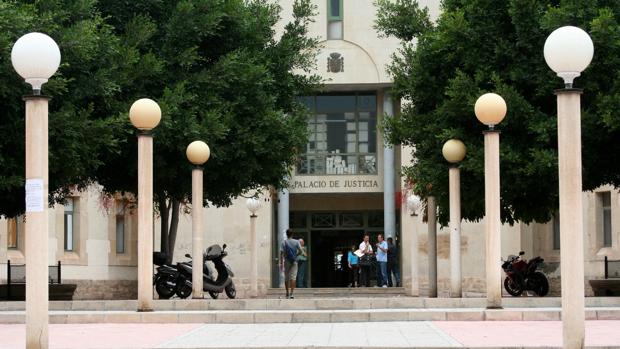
[359,254,373,266]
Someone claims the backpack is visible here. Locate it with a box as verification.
[284,240,297,263]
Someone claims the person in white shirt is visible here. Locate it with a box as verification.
[375,234,388,287]
[358,233,374,287]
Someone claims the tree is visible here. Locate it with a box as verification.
[93,0,319,261]
[375,0,620,225]
[0,0,126,218]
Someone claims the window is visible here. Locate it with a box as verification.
[340,213,363,227]
[115,201,126,254]
[298,94,377,175]
[553,212,560,250]
[312,213,336,228]
[601,192,612,247]
[64,198,76,251]
[7,217,22,249]
[327,0,343,40]
[368,211,384,228]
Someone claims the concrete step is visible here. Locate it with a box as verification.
[0,307,619,324]
[1,296,618,311]
[265,287,407,298]
[155,347,613,349]
[154,346,614,349]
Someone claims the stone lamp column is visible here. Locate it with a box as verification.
[11,32,61,349]
[544,25,594,349]
[475,92,507,310]
[442,139,466,298]
[246,197,263,297]
[186,141,211,299]
[129,98,161,312]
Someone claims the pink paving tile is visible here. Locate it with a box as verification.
[0,324,201,349]
[432,320,620,347]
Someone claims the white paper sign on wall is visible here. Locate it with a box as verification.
[25,178,44,212]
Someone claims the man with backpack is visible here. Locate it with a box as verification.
[280,229,302,299]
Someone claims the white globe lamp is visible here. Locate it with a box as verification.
[442,139,467,164]
[475,93,507,128]
[129,98,161,131]
[246,197,262,216]
[406,194,421,216]
[11,32,61,94]
[544,26,594,87]
[186,141,210,165]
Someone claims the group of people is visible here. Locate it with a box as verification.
[280,229,401,299]
[279,229,308,299]
[347,233,400,288]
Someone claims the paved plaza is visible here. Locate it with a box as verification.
[1,321,620,348]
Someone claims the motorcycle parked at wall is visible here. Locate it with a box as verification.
[501,251,549,297]
[153,252,180,299]
[175,253,217,299]
[176,244,237,299]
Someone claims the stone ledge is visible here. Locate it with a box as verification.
[2,297,619,311]
[0,307,618,324]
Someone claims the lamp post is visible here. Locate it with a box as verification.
[129,98,161,311]
[442,139,466,298]
[12,32,60,349]
[186,141,211,299]
[427,195,438,298]
[406,194,421,296]
[544,26,594,349]
[475,93,507,309]
[246,197,262,297]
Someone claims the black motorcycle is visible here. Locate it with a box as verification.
[153,252,180,299]
[176,244,236,299]
[501,251,549,297]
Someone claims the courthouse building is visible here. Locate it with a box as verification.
[1,0,619,299]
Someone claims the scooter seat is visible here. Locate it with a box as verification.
[205,244,222,260]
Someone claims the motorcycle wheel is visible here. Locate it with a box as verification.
[176,280,192,299]
[209,291,219,299]
[225,282,236,299]
[155,275,176,299]
[530,272,549,297]
[504,276,524,297]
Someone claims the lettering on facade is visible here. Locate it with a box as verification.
[290,179,379,190]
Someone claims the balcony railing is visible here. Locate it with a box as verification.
[296,152,377,175]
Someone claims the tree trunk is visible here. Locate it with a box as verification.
[167,199,181,263]
[159,196,170,260]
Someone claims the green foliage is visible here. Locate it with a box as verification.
[93,0,319,207]
[0,0,124,218]
[374,0,432,40]
[376,0,620,225]
[0,0,319,219]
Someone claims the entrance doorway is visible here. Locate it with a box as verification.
[274,209,398,288]
[310,230,363,287]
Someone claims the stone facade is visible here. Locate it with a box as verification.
[1,0,619,300]
[70,280,137,300]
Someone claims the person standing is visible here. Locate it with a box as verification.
[280,229,302,299]
[347,245,359,287]
[386,237,401,287]
[359,234,373,287]
[375,234,388,288]
[296,238,308,288]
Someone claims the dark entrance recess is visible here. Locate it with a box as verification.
[310,230,364,288]
[284,210,397,288]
